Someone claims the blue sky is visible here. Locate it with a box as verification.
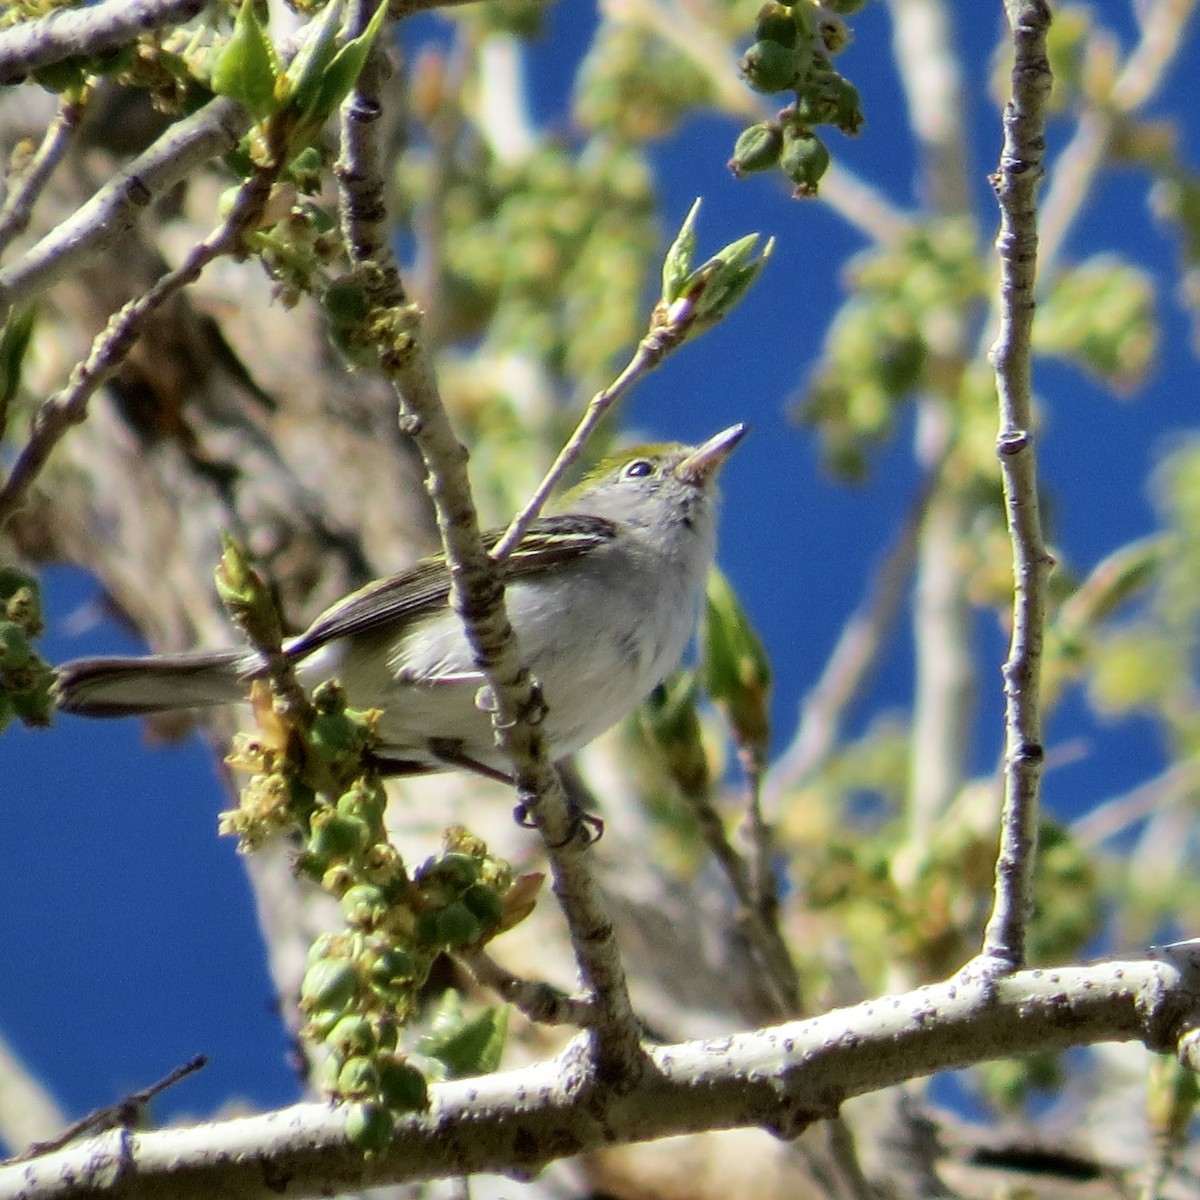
[4,0,1199,1137]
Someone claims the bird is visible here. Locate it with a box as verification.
[55,423,747,780]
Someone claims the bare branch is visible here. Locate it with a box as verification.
[1039,0,1197,275]
[456,948,596,1027]
[0,0,205,85]
[980,0,1053,970]
[7,947,1200,1198]
[0,95,84,256]
[0,167,277,525]
[0,96,251,312]
[771,472,932,792]
[8,1056,207,1164]
[333,8,643,1079]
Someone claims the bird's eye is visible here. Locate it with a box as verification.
[623,459,655,479]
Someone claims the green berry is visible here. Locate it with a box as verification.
[728,123,785,178]
[781,128,831,196]
[345,1102,394,1152]
[739,40,797,93]
[300,958,359,1012]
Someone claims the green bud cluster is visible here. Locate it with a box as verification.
[297,823,519,1149]
[221,622,527,1153]
[242,201,342,310]
[0,567,55,732]
[794,219,987,477]
[728,1,866,198]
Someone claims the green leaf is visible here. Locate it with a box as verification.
[282,0,346,106]
[704,568,772,756]
[289,1,388,148]
[0,306,35,436]
[211,0,281,118]
[661,198,701,305]
[417,992,508,1079]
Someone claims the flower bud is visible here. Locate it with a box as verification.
[342,883,387,927]
[728,123,785,178]
[337,1055,380,1098]
[755,2,797,47]
[461,883,504,930]
[781,128,831,196]
[300,958,359,1012]
[435,903,483,947]
[345,1102,394,1152]
[329,1013,376,1056]
[378,1057,429,1111]
[739,39,797,93]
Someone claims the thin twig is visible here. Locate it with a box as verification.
[6,1055,207,1163]
[334,5,644,1081]
[979,0,1054,970]
[0,95,251,313]
[492,325,688,560]
[0,95,85,257]
[1038,0,1197,277]
[1071,760,1200,851]
[678,785,800,1016]
[0,169,277,526]
[0,0,205,85]
[457,948,596,1027]
[770,470,935,793]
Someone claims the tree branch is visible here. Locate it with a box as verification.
[333,5,643,1080]
[0,95,84,257]
[0,96,251,313]
[0,167,278,526]
[0,0,205,85]
[8,946,1200,1198]
[980,0,1053,969]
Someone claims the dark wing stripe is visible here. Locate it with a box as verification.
[286,515,617,660]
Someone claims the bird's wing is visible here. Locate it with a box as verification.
[286,514,617,659]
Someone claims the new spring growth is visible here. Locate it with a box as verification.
[729,1,865,196]
[655,200,774,342]
[704,568,772,769]
[0,566,54,731]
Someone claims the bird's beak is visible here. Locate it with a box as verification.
[675,423,749,486]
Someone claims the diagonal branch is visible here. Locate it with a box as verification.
[0,95,85,257]
[0,167,279,526]
[0,0,205,85]
[979,0,1054,970]
[334,3,643,1080]
[0,95,251,313]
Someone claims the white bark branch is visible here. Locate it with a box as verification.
[0,0,205,85]
[7,945,1200,1199]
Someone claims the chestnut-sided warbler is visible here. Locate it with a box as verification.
[55,424,746,778]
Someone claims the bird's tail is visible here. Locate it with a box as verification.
[54,651,250,717]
